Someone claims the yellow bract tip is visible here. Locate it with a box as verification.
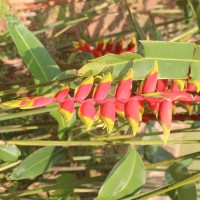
[123,68,134,81]
[127,118,139,136]
[160,122,170,145]
[60,109,72,122]
[102,72,112,83]
[100,116,114,133]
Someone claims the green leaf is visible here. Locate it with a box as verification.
[166,163,197,200]
[51,173,76,199]
[144,146,174,163]
[95,145,146,200]
[6,16,61,94]
[0,144,21,163]
[10,146,67,180]
[78,53,142,79]
[6,16,71,138]
[79,41,200,81]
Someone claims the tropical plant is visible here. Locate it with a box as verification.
[1,1,200,200]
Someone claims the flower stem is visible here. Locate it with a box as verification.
[0,139,200,147]
[0,106,58,121]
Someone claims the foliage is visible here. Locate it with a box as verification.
[0,1,200,199]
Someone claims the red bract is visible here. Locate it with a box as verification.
[100,101,115,133]
[156,79,168,92]
[125,100,140,136]
[78,101,96,130]
[158,100,172,144]
[93,73,112,101]
[115,102,125,118]
[74,76,94,100]
[55,85,69,101]
[59,99,74,122]
[115,68,133,99]
[73,37,136,58]
[142,61,158,93]
[21,96,56,109]
[171,79,185,91]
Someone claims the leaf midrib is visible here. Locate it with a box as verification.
[14,24,51,84]
[13,147,65,179]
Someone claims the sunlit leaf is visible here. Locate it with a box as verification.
[10,146,67,180]
[0,145,21,163]
[95,145,146,200]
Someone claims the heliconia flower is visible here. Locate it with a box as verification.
[79,39,92,52]
[115,39,123,54]
[106,39,114,52]
[148,101,159,117]
[186,82,196,92]
[72,41,82,50]
[156,79,168,92]
[188,80,200,92]
[158,100,172,144]
[100,101,115,133]
[127,37,136,52]
[74,76,94,100]
[115,102,125,118]
[92,49,100,58]
[142,61,158,94]
[115,68,134,99]
[2,97,35,108]
[125,100,140,136]
[93,73,112,101]
[54,85,69,101]
[180,101,192,115]
[21,96,56,109]
[78,101,96,130]
[59,99,74,122]
[96,39,104,51]
[171,79,185,91]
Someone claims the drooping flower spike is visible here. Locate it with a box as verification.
[73,37,137,58]
[3,61,200,144]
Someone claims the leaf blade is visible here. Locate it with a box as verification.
[10,146,67,180]
[96,145,146,200]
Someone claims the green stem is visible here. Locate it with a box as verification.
[131,171,200,200]
[0,124,56,133]
[0,175,104,198]
[145,151,200,169]
[170,26,199,41]
[0,76,76,97]
[0,160,21,172]
[0,140,199,147]
[0,106,58,121]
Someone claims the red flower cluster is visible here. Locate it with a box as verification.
[3,61,200,144]
[73,38,136,58]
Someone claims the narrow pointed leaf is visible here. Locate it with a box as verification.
[10,146,67,180]
[6,16,70,136]
[96,145,146,200]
